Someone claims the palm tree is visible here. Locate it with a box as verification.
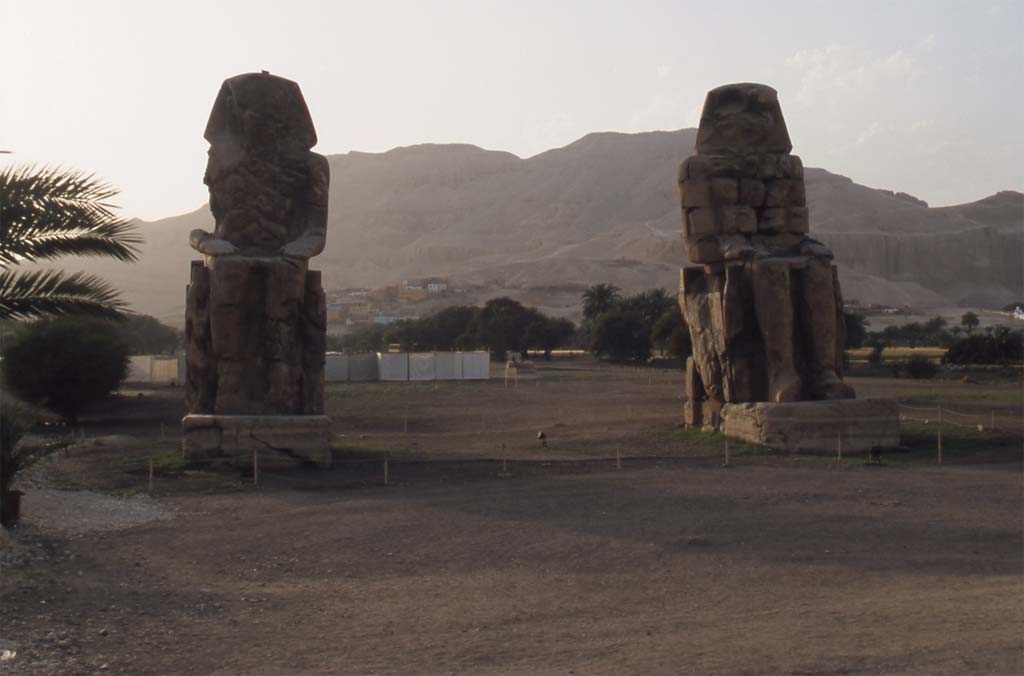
[582,283,621,320]
[621,288,675,326]
[0,165,141,319]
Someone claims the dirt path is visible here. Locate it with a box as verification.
[2,458,1021,676]
[2,361,1020,674]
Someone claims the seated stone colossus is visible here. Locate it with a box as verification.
[182,71,330,467]
[679,83,856,432]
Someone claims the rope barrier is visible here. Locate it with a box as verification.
[898,403,939,412]
[940,406,983,419]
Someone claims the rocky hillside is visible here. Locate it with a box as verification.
[72,129,1022,321]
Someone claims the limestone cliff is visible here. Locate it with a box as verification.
[67,130,1022,319]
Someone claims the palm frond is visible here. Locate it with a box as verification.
[0,165,142,267]
[0,269,130,320]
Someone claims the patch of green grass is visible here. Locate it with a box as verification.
[150,450,191,473]
[888,421,1021,464]
[664,426,777,458]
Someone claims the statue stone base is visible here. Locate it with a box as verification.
[721,398,900,454]
[183,258,330,467]
[182,414,332,469]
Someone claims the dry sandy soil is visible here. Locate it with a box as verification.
[1,360,1021,676]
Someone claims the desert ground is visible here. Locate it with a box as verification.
[1,359,1021,676]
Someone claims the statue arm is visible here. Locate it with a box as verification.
[282,153,329,259]
[189,228,237,256]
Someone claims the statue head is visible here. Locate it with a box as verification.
[204,71,317,161]
[695,83,792,155]
[197,72,329,258]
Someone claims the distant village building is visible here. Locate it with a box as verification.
[424,277,448,294]
[398,280,428,302]
[398,277,448,302]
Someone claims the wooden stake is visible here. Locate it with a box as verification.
[837,433,842,464]
[148,459,154,493]
[937,429,943,465]
[383,458,389,485]
[253,449,259,486]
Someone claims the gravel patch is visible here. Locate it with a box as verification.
[19,488,173,536]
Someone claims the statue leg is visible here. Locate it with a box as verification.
[801,258,855,400]
[264,259,307,413]
[753,259,802,402]
[208,257,259,414]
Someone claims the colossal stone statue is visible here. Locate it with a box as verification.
[182,72,331,468]
[679,83,898,452]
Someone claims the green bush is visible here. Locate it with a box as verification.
[2,317,129,423]
[904,354,939,379]
[943,328,1023,365]
[866,340,886,366]
[589,311,651,363]
[116,314,181,354]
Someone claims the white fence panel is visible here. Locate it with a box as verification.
[409,353,436,381]
[325,352,350,382]
[348,354,379,381]
[461,351,490,380]
[151,357,179,385]
[377,352,409,381]
[433,352,461,380]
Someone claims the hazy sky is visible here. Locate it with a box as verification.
[3,0,1022,221]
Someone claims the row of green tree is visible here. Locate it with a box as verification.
[332,284,694,365]
[581,284,691,363]
[334,299,575,361]
[845,311,1023,366]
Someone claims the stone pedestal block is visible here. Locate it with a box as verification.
[182,414,332,469]
[721,398,900,453]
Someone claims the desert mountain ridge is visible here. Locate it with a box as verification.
[72,128,1023,322]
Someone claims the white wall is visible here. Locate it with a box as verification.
[325,352,349,382]
[409,353,436,381]
[377,352,409,381]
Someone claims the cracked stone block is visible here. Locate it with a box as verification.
[779,154,804,179]
[686,208,721,237]
[683,178,739,207]
[721,398,900,453]
[182,414,332,469]
[738,178,765,207]
[785,206,810,234]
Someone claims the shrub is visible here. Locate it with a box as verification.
[2,317,129,423]
[844,312,868,349]
[943,328,1023,365]
[904,354,939,379]
[652,307,692,361]
[590,311,651,363]
[866,340,886,367]
[525,316,576,359]
[116,314,181,354]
